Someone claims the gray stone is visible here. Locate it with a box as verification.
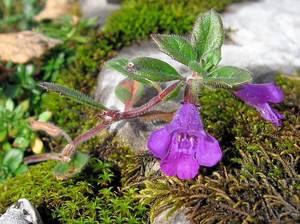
[221,0,300,82]
[153,208,191,224]
[0,199,43,224]
[79,0,120,25]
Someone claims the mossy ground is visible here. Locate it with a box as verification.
[138,75,300,223]
[1,0,299,223]
[0,75,299,223]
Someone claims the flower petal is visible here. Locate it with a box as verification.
[160,152,199,180]
[176,156,199,180]
[235,83,284,105]
[160,157,177,177]
[256,103,284,126]
[147,127,171,159]
[169,103,203,132]
[196,133,222,167]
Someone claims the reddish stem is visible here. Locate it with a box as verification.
[73,123,108,146]
[121,81,181,119]
[184,72,199,105]
[184,81,193,103]
[25,81,182,164]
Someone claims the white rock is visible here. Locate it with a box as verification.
[153,208,191,224]
[221,0,300,81]
[79,0,120,24]
[0,199,43,224]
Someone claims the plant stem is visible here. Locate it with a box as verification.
[184,72,200,105]
[25,81,182,164]
[121,81,181,119]
[73,123,108,146]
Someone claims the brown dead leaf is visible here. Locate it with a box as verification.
[140,110,176,123]
[0,31,62,64]
[35,0,73,21]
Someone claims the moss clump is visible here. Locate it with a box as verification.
[104,0,240,46]
[0,157,148,223]
[138,75,300,223]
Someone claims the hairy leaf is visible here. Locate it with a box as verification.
[132,57,182,81]
[188,61,203,74]
[202,48,222,72]
[151,34,197,66]
[106,58,153,84]
[39,82,108,110]
[191,10,224,61]
[205,66,252,88]
[107,57,182,83]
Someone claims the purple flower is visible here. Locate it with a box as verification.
[234,83,284,126]
[147,103,222,180]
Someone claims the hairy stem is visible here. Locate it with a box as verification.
[121,81,181,119]
[26,81,182,164]
[73,123,108,146]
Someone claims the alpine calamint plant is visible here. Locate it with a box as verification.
[25,10,284,180]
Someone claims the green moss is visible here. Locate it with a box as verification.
[138,75,300,223]
[0,157,148,223]
[1,76,298,223]
[104,0,240,46]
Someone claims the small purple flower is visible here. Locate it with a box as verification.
[234,83,284,126]
[147,103,222,180]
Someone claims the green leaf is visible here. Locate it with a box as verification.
[54,151,89,179]
[3,149,24,172]
[5,99,14,111]
[191,9,224,60]
[202,48,222,72]
[151,34,197,66]
[115,79,144,109]
[39,82,108,110]
[132,57,182,81]
[38,111,52,122]
[13,137,30,149]
[107,57,182,83]
[73,151,89,169]
[54,162,70,176]
[188,61,203,74]
[106,58,152,84]
[0,129,8,143]
[15,100,30,113]
[15,164,28,175]
[205,66,252,88]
